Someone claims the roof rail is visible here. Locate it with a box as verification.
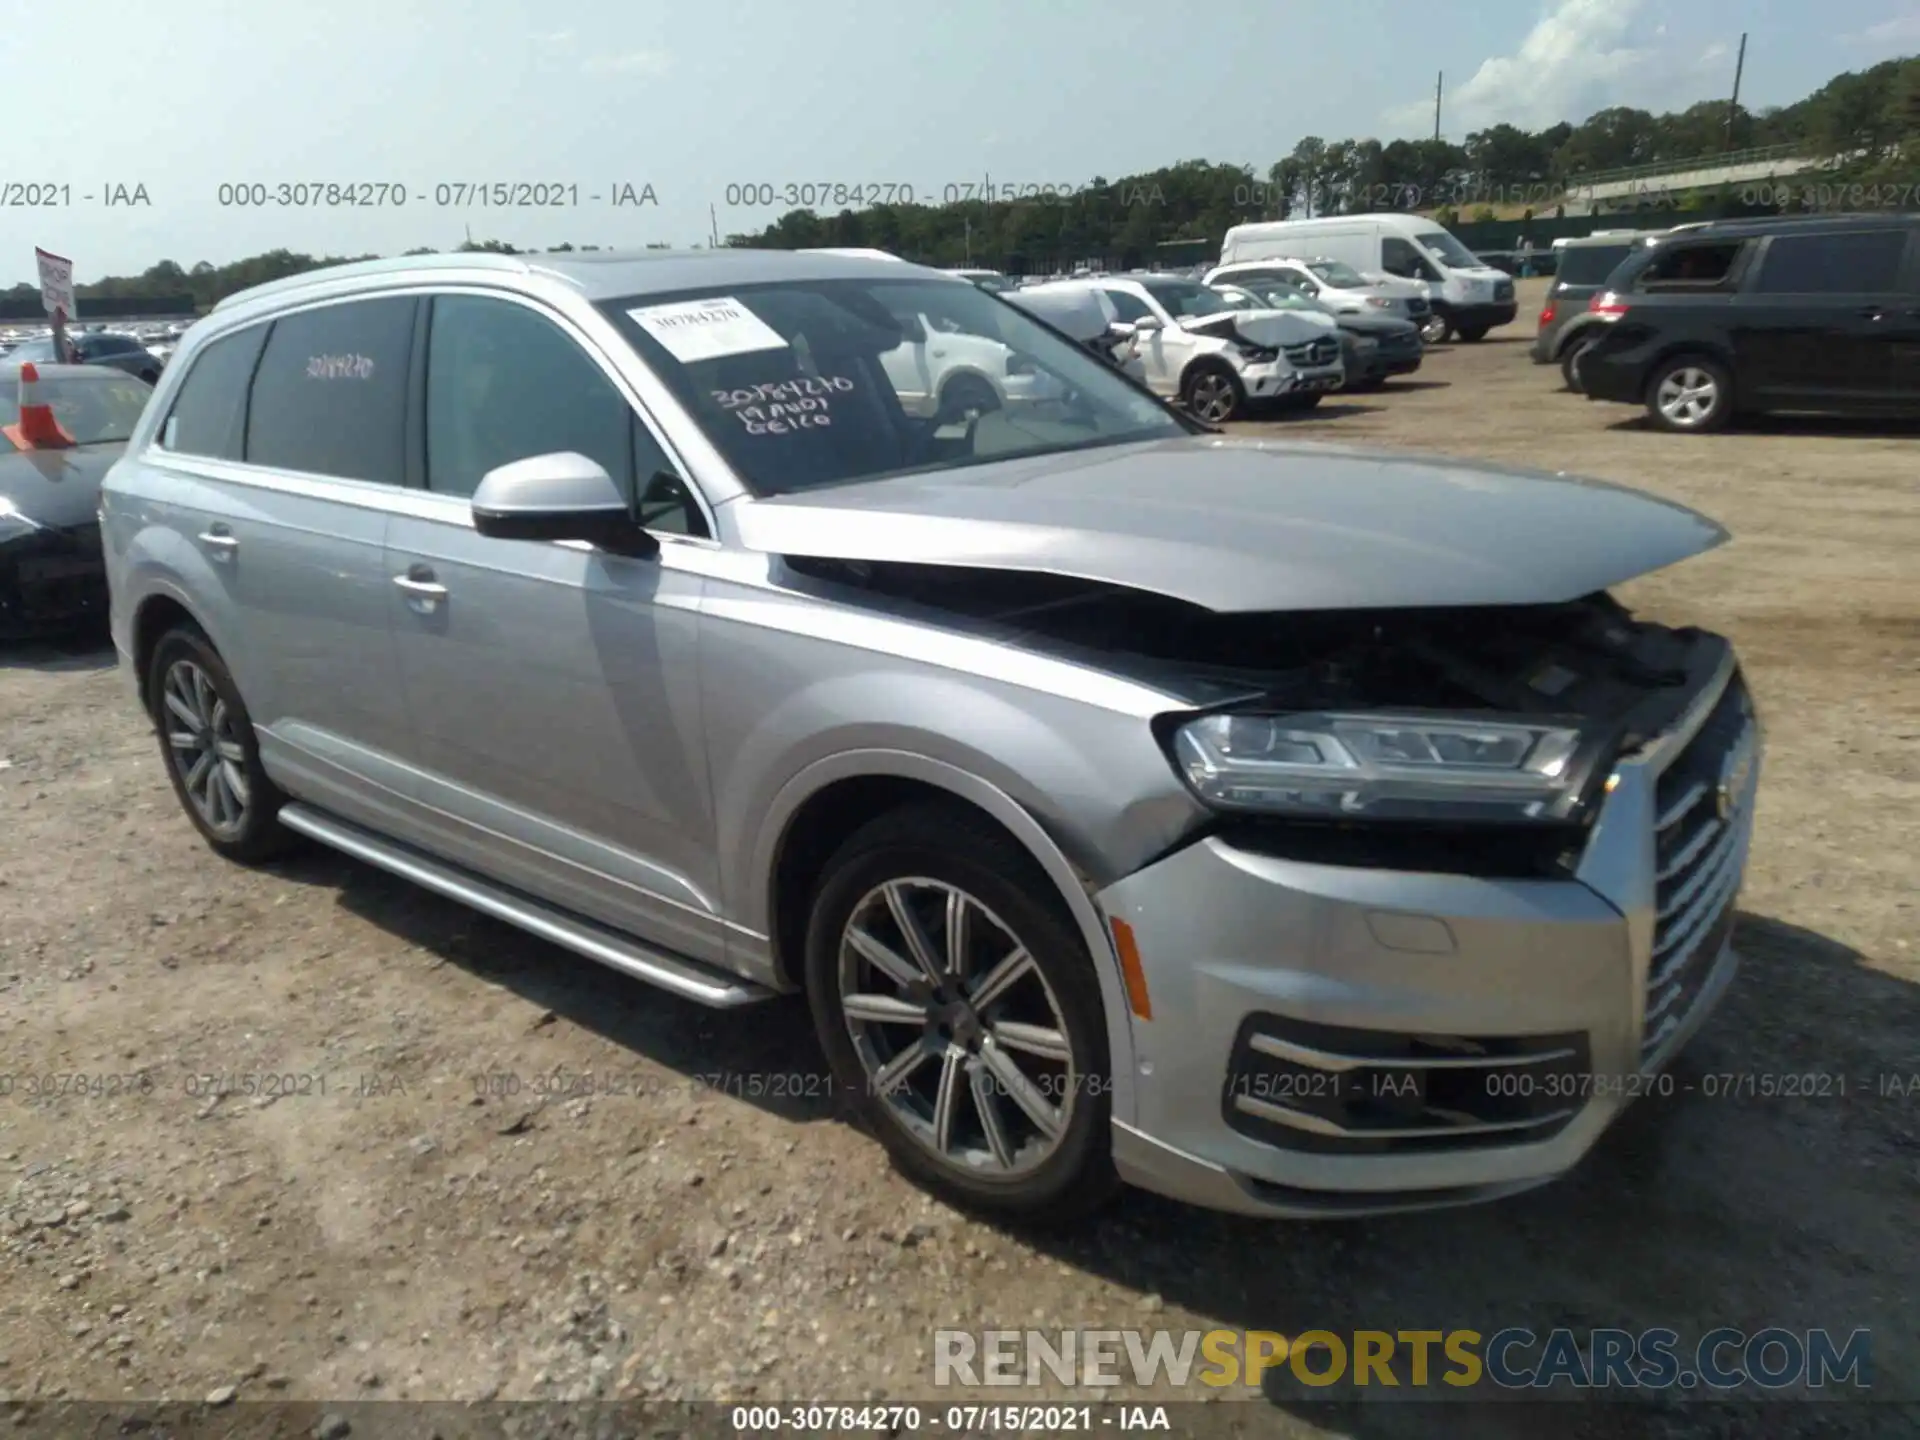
[212,251,533,311]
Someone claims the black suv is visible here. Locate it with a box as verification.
[1577,214,1920,432]
[1530,230,1668,387]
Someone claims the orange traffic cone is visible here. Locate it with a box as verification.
[5,362,75,450]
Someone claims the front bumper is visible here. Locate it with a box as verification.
[1098,656,1758,1218]
[1238,360,1343,400]
[1433,300,1519,331]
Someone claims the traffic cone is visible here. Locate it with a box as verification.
[7,362,75,449]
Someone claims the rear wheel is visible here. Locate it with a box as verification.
[804,803,1119,1225]
[1180,361,1245,423]
[148,626,298,863]
[1645,354,1732,434]
[1561,338,1596,394]
[1420,315,1451,345]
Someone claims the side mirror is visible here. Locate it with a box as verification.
[470,452,658,558]
[1130,315,1162,333]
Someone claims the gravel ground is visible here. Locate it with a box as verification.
[2,279,1916,1438]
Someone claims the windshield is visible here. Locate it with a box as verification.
[597,278,1187,497]
[1305,260,1368,288]
[1211,286,1262,310]
[1416,229,1481,269]
[1237,283,1326,314]
[1139,279,1233,318]
[5,371,152,445]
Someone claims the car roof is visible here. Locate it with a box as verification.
[213,247,955,314]
[1559,231,1668,247]
[1661,212,1917,241]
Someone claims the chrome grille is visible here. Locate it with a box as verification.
[1284,337,1339,367]
[1644,674,1757,1064]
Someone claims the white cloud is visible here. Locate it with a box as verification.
[1384,0,1730,138]
[580,49,671,76]
[1847,14,1920,47]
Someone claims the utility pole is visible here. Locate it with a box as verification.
[1726,34,1747,150]
[709,204,720,247]
[1433,72,1443,142]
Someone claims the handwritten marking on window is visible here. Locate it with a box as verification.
[305,353,376,380]
[735,395,833,435]
[711,375,854,409]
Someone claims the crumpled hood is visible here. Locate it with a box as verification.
[1179,310,1335,348]
[734,436,1729,613]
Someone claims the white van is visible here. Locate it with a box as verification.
[1219,214,1518,342]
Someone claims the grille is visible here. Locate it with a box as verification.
[1643,673,1757,1065]
[1223,1015,1590,1156]
[1494,279,1515,302]
[1284,337,1339,367]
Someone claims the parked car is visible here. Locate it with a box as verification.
[1213,278,1423,389]
[1220,215,1515,343]
[999,284,1148,383]
[1577,213,1920,433]
[1028,275,1342,422]
[1205,257,1430,330]
[1532,231,1669,390]
[6,330,163,384]
[103,248,1760,1223]
[0,363,152,637]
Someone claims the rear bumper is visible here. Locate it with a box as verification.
[1579,349,1649,405]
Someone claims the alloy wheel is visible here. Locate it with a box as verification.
[1655,367,1719,427]
[837,878,1076,1179]
[161,658,250,836]
[1187,372,1237,423]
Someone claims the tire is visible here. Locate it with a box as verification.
[1420,315,1451,345]
[1561,339,1596,394]
[936,374,1000,426]
[1644,353,1733,434]
[1180,361,1245,424]
[1456,325,1490,343]
[148,625,299,863]
[803,801,1120,1226]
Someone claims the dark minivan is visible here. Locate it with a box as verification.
[1531,230,1668,388]
[1578,214,1920,433]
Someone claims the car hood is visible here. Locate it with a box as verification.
[1333,311,1418,338]
[0,443,125,530]
[1178,310,1336,346]
[733,437,1729,613]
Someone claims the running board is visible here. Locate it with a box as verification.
[276,803,773,1009]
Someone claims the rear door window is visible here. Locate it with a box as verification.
[244,297,417,486]
[162,324,269,460]
[1752,230,1909,294]
[1634,241,1744,291]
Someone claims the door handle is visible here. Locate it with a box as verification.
[393,570,447,611]
[1859,307,1885,321]
[197,527,238,560]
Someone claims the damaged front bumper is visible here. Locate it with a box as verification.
[1097,649,1758,1218]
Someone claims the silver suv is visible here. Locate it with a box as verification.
[102,250,1760,1222]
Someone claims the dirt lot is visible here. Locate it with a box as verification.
[2,277,1916,1438]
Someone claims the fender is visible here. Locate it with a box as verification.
[119,543,256,708]
[753,748,1141,1128]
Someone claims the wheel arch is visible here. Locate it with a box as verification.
[755,751,1140,1127]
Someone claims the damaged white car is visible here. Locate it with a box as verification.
[103,249,1761,1224]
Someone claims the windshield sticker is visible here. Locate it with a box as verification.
[627,296,788,363]
[306,353,375,379]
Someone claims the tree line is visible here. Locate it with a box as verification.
[10,52,1914,306]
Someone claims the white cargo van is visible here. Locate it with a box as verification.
[1219,214,1518,342]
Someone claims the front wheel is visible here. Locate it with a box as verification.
[148,625,299,863]
[1456,325,1490,343]
[1420,314,1451,345]
[1181,362,1246,424]
[804,803,1119,1225]
[1645,354,1733,434]
[936,374,1000,426]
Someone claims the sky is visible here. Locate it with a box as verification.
[14,0,1920,285]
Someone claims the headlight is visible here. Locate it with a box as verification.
[0,496,45,540]
[1169,711,1587,822]
[1365,296,1393,308]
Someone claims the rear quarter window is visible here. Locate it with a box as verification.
[162,324,269,460]
[1629,241,1744,291]
[1556,245,1633,287]
[1752,229,1910,294]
